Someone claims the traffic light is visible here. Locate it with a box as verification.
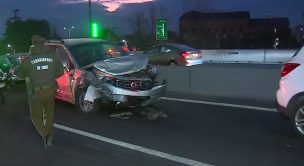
[91,22,100,38]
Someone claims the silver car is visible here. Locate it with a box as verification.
[46,38,167,113]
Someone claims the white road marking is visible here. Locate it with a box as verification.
[54,97,275,165]
[54,123,213,166]
[161,97,277,112]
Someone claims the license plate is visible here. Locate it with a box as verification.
[0,83,6,88]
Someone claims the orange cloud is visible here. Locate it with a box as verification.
[60,0,154,12]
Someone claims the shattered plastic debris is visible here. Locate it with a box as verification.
[110,112,132,119]
[109,107,167,120]
[140,107,168,120]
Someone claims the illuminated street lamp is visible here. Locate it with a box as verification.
[7,44,15,55]
[64,26,75,38]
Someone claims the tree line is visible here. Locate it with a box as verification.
[0,19,53,55]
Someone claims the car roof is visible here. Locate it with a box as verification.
[48,38,109,47]
[160,43,188,47]
[155,43,198,51]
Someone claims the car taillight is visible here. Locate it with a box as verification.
[122,47,129,52]
[281,63,300,77]
[19,56,27,62]
[180,52,190,58]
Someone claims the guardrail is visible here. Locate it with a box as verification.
[200,49,297,64]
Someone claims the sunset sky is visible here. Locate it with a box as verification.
[60,0,154,12]
[0,0,303,38]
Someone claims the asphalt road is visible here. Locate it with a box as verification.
[0,83,303,166]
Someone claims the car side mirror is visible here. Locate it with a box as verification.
[64,67,74,76]
[64,66,70,72]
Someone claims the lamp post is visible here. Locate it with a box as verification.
[64,26,75,38]
[89,0,92,37]
[7,44,15,55]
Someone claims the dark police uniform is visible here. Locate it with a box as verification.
[15,34,64,147]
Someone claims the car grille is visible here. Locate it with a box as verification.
[112,79,155,91]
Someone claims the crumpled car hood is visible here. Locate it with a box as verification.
[93,55,149,76]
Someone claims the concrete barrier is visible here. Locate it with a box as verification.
[201,49,296,64]
[157,63,283,102]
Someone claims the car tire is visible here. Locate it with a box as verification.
[169,61,177,66]
[291,101,304,139]
[75,88,101,113]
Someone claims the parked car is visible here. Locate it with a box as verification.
[276,46,304,139]
[45,38,166,113]
[142,43,203,66]
[117,40,138,52]
[14,52,28,64]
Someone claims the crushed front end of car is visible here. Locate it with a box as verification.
[79,55,166,112]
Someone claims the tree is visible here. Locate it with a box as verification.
[128,10,149,35]
[4,19,51,52]
[0,39,8,55]
[147,4,168,34]
[101,28,119,42]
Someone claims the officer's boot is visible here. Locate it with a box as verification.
[44,135,53,148]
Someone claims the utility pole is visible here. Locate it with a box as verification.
[89,0,92,37]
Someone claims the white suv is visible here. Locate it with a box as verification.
[277,46,304,139]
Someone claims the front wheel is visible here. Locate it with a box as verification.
[291,104,304,139]
[169,62,177,66]
[75,88,101,113]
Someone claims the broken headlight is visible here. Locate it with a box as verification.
[93,68,115,81]
[146,65,157,80]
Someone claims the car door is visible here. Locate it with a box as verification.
[53,45,75,103]
[159,46,177,65]
[144,46,162,65]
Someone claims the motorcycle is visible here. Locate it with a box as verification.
[0,71,14,104]
[0,71,8,104]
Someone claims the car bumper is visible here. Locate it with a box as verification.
[276,100,290,119]
[96,83,167,106]
[185,59,203,66]
[177,58,203,66]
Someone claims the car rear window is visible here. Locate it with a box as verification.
[172,44,198,52]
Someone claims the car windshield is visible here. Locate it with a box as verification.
[68,42,122,67]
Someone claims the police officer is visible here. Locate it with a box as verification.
[15,33,64,147]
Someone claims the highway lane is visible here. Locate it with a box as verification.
[0,83,303,166]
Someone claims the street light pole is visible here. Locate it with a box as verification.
[64,26,75,38]
[89,0,92,37]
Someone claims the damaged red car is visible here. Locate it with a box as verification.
[46,38,167,113]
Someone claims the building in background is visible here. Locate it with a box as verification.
[179,11,294,49]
